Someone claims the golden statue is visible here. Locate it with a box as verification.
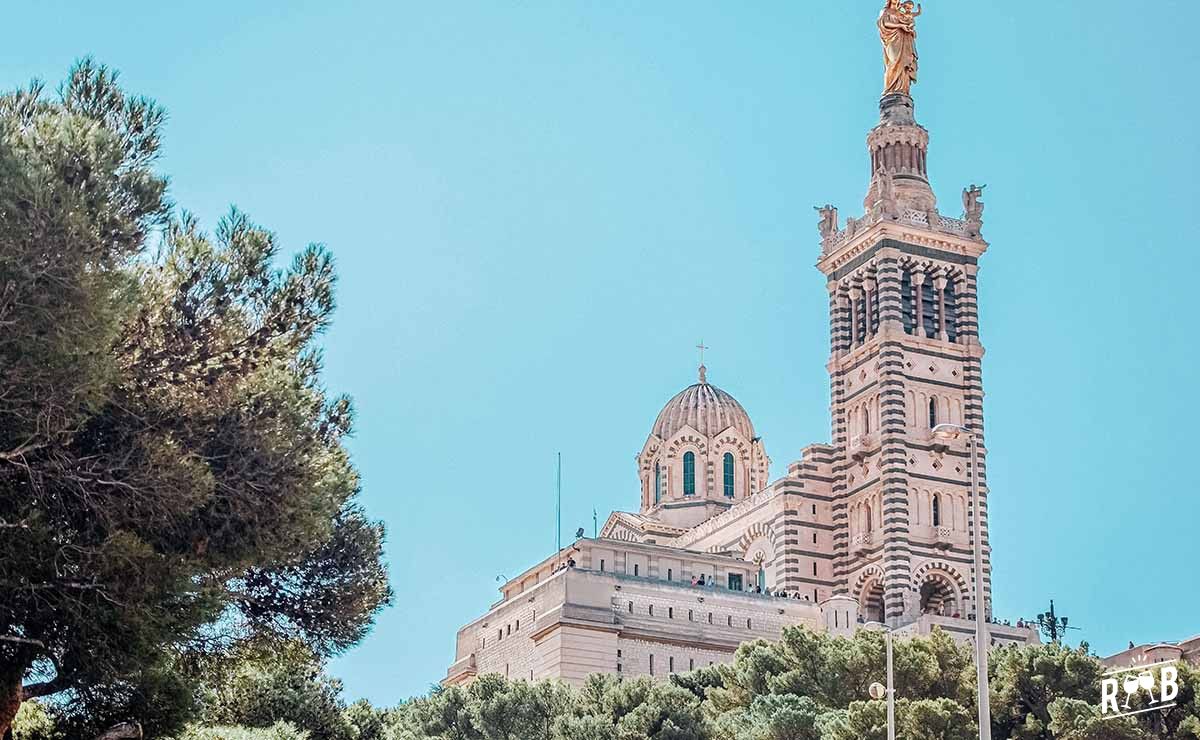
[878,0,922,96]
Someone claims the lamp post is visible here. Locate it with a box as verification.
[932,423,990,740]
[1035,600,1077,644]
[867,629,897,740]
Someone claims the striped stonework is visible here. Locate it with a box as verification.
[815,93,993,624]
[448,91,1030,691]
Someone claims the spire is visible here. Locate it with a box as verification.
[696,340,709,384]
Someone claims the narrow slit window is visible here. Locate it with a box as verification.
[683,452,696,496]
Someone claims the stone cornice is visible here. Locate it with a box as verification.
[827,327,983,373]
[818,218,988,278]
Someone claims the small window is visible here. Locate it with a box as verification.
[507,625,511,636]
[654,462,662,504]
[933,493,942,526]
[723,453,735,498]
[727,615,733,627]
[708,613,714,624]
[688,610,694,622]
[683,452,696,496]
[812,504,817,515]
[690,658,695,671]
[929,397,938,429]
[812,532,818,544]
[667,568,673,581]
[600,559,605,572]
[628,601,634,613]
[650,654,655,675]
[813,562,818,576]
[669,657,675,673]
[617,663,623,673]
[617,649,622,657]
[668,607,674,619]
[649,605,654,616]
[634,564,639,577]
[515,620,520,631]
[747,618,752,629]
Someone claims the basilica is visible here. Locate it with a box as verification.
[445,12,1039,687]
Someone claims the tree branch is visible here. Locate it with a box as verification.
[20,673,70,700]
[94,723,142,740]
[0,636,43,649]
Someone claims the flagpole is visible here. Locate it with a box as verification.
[556,453,562,558]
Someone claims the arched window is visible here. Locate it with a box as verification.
[654,463,661,504]
[683,452,696,496]
[864,504,873,532]
[723,453,735,498]
[932,493,942,527]
[928,397,938,429]
[900,269,915,334]
[863,406,871,434]
[944,281,959,342]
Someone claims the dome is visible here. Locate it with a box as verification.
[651,367,756,440]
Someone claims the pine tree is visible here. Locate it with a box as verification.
[0,61,391,737]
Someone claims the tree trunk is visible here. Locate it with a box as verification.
[0,673,21,739]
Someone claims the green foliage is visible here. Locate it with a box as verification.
[195,643,355,740]
[11,701,62,740]
[707,624,971,714]
[709,693,824,740]
[404,674,575,740]
[989,641,1106,740]
[0,60,390,735]
[176,722,311,740]
[25,626,1175,740]
[1046,698,1151,740]
[383,629,1199,740]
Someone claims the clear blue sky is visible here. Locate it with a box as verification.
[5,0,1197,706]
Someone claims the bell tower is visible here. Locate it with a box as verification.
[814,13,992,625]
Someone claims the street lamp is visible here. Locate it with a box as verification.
[932,423,991,740]
[868,628,897,740]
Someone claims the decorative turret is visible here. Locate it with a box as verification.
[865,95,936,216]
[817,2,988,256]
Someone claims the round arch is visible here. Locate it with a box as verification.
[735,523,779,591]
[911,561,969,616]
[853,565,886,623]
